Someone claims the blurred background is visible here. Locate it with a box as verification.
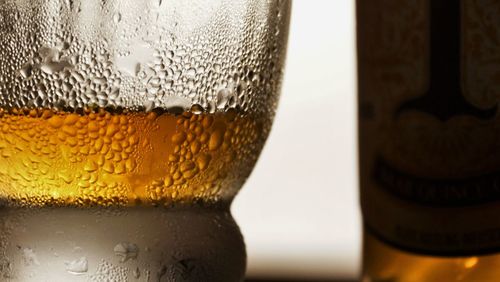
[232,1,360,281]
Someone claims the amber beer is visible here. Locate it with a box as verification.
[359,0,500,281]
[0,107,265,207]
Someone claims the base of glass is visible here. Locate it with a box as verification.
[0,206,246,282]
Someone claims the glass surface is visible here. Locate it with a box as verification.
[0,0,290,281]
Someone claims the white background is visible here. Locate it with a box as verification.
[232,0,360,279]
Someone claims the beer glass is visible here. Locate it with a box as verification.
[0,0,290,281]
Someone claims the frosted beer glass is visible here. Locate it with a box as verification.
[0,1,290,281]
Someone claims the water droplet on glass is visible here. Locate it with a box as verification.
[185,68,196,79]
[113,13,122,23]
[19,63,33,78]
[133,267,141,278]
[22,248,40,266]
[115,42,154,77]
[65,257,88,275]
[216,88,231,110]
[40,61,72,75]
[114,242,139,262]
[144,101,155,113]
[158,259,208,281]
[190,104,204,114]
[209,128,225,151]
[165,96,191,114]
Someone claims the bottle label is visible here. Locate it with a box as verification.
[358,0,500,255]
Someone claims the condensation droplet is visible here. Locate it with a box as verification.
[208,128,225,151]
[66,257,88,275]
[196,153,211,170]
[19,63,33,78]
[185,68,196,79]
[113,13,122,23]
[114,242,138,262]
[133,267,141,278]
[40,61,73,75]
[165,96,191,114]
[22,248,40,266]
[216,88,231,110]
[190,104,204,114]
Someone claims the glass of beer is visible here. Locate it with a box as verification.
[0,1,290,281]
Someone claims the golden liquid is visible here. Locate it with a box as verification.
[362,231,500,282]
[0,108,266,207]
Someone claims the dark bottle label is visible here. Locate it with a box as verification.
[358,0,500,255]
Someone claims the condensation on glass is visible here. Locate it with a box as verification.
[0,1,290,281]
[1,0,287,113]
